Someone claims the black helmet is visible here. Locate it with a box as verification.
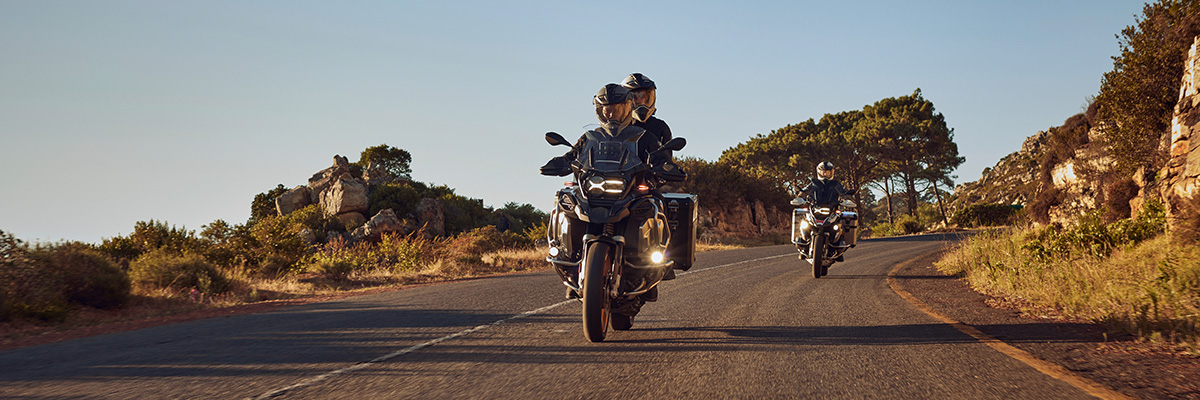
[621,73,656,90]
[593,83,633,127]
[816,161,835,181]
[622,73,657,123]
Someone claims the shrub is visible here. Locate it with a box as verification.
[250,184,289,225]
[0,230,71,321]
[33,243,130,309]
[129,249,231,294]
[447,226,532,255]
[368,181,428,220]
[951,203,1019,228]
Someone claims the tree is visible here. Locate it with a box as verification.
[357,144,413,178]
[1095,0,1200,173]
[857,89,962,217]
[250,184,289,225]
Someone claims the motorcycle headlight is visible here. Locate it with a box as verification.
[586,175,626,196]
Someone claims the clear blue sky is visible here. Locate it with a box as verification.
[0,1,1142,243]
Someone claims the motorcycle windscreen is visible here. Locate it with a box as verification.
[577,139,644,173]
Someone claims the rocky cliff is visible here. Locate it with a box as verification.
[955,35,1200,232]
[1155,36,1200,239]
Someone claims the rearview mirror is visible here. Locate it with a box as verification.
[545,132,571,147]
[790,198,809,206]
[657,137,686,152]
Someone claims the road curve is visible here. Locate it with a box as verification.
[0,234,1098,399]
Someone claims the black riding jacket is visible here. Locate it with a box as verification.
[799,177,853,207]
[633,116,673,165]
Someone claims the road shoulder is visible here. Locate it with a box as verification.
[890,249,1200,400]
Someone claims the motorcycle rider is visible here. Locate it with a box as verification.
[621,73,674,166]
[796,162,856,253]
[541,83,645,170]
[540,84,671,307]
[797,161,855,206]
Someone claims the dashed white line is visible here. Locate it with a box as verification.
[250,251,792,399]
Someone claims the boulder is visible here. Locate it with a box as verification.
[308,155,353,203]
[319,177,368,216]
[416,198,446,237]
[351,209,405,241]
[337,212,367,229]
[274,186,312,216]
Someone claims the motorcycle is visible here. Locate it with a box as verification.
[790,196,858,278]
[541,129,693,342]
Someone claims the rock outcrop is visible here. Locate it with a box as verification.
[270,155,445,243]
[319,177,368,216]
[1156,36,1200,238]
[351,209,405,242]
[697,199,789,241]
[951,130,1046,210]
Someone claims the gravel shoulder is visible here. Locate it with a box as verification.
[891,249,1200,400]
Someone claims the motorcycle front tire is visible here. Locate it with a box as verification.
[811,234,825,279]
[582,241,613,342]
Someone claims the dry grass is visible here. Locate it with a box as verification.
[936,227,1200,351]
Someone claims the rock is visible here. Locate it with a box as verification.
[416,198,446,237]
[319,177,368,216]
[337,212,367,229]
[274,186,312,216]
[351,209,405,242]
[1154,35,1200,237]
[308,155,353,203]
[299,228,317,246]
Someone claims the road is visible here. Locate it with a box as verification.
[0,234,1099,399]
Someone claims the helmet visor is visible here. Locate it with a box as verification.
[819,168,834,179]
[630,89,655,108]
[600,101,632,123]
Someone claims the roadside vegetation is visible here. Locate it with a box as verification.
[939,0,1200,351]
[937,202,1200,350]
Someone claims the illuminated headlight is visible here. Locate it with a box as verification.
[833,225,839,231]
[650,251,665,263]
[817,207,832,214]
[548,247,560,257]
[586,176,626,196]
[800,219,811,229]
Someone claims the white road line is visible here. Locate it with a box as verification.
[250,251,792,399]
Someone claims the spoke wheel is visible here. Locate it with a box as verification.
[582,241,612,342]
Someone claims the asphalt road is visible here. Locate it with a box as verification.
[0,234,1099,399]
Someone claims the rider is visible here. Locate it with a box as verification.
[797,161,855,207]
[541,83,645,170]
[621,73,674,166]
[796,162,856,250]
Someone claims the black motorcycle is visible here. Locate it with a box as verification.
[541,129,694,342]
[791,196,858,278]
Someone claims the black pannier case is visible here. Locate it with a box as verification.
[662,193,697,270]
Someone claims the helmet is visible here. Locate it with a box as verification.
[816,161,835,181]
[594,83,634,127]
[621,73,657,123]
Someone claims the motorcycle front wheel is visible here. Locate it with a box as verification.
[582,241,613,342]
[811,234,824,279]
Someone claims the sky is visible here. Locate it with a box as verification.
[1,1,1144,243]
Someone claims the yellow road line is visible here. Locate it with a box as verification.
[887,254,1134,400]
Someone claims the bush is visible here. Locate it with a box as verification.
[129,250,231,294]
[447,226,532,255]
[952,203,1019,228]
[368,181,428,219]
[33,243,130,310]
[0,230,71,321]
[97,220,204,267]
